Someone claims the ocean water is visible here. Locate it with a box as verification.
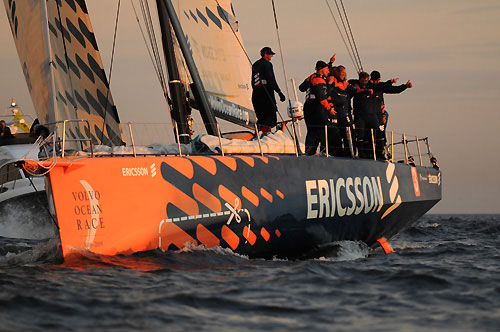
[1,214,499,331]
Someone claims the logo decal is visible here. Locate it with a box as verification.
[411,167,421,197]
[121,167,149,177]
[150,163,157,178]
[157,198,252,248]
[305,177,383,220]
[79,180,100,249]
[381,163,402,220]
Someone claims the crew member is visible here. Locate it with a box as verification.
[370,70,413,160]
[302,61,336,155]
[328,65,360,157]
[251,47,286,134]
[0,120,13,139]
[299,53,336,93]
[350,72,390,159]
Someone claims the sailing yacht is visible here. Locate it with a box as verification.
[4,0,441,259]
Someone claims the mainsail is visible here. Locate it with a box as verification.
[172,0,257,127]
[4,0,124,146]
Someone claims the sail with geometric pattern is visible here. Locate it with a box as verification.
[172,0,257,127]
[4,0,124,146]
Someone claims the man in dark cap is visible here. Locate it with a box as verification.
[251,47,286,134]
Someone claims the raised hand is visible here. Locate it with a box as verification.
[329,53,336,64]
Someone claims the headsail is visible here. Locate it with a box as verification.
[172,0,257,127]
[4,0,124,146]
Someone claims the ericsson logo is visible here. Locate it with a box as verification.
[381,163,402,220]
[121,164,157,178]
[150,163,157,178]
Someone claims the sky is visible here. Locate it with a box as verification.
[1,0,500,214]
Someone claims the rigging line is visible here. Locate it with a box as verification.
[134,1,164,91]
[333,0,361,72]
[333,0,361,73]
[214,0,252,65]
[213,0,294,140]
[26,176,59,230]
[138,0,175,120]
[134,0,174,122]
[270,0,301,150]
[271,0,291,103]
[339,0,363,72]
[130,0,167,94]
[325,0,359,73]
[333,0,360,72]
[139,0,163,87]
[143,0,168,88]
[138,0,163,89]
[99,0,121,145]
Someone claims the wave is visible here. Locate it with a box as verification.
[0,238,62,266]
[312,241,370,262]
[0,195,58,240]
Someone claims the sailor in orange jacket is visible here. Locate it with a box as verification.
[327,65,362,156]
[301,61,337,155]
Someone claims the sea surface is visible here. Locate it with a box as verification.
[1,214,499,331]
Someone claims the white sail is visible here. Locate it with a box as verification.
[4,0,124,146]
[172,0,257,127]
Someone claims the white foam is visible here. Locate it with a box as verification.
[316,241,370,262]
[176,242,250,260]
[0,238,61,266]
[0,200,58,240]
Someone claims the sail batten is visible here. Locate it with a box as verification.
[4,0,125,146]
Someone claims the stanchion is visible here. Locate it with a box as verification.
[371,128,376,161]
[391,131,394,163]
[128,122,136,158]
[216,123,224,156]
[175,122,182,157]
[347,127,354,158]
[403,133,408,164]
[254,124,264,157]
[416,136,423,166]
[325,125,329,157]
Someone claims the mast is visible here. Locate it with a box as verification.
[159,0,218,136]
[156,0,192,143]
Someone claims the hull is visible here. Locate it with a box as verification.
[39,154,441,258]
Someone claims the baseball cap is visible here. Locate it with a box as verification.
[370,70,381,81]
[260,47,276,56]
[315,60,329,71]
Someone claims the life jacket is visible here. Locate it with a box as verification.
[309,75,334,112]
[299,73,316,97]
[334,77,349,91]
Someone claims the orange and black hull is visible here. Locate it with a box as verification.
[30,154,441,259]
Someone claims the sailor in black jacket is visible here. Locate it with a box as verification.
[251,47,286,133]
[370,70,413,159]
[349,72,393,158]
